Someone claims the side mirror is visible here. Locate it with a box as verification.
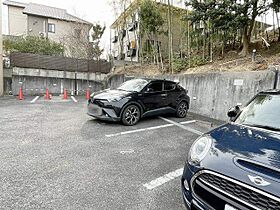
[146,87,154,93]
[227,105,241,120]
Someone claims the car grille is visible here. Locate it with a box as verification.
[192,171,280,210]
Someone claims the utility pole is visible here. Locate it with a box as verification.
[0,2,3,96]
[167,0,173,73]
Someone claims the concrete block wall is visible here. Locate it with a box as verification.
[108,70,278,121]
[12,76,104,96]
[11,67,106,96]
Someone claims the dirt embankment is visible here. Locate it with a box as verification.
[112,42,280,76]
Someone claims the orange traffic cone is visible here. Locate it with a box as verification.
[86,88,90,100]
[18,87,24,100]
[45,88,51,100]
[63,89,68,100]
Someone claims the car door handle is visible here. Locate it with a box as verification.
[161,93,167,97]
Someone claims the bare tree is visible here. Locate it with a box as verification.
[167,0,173,73]
[63,22,93,59]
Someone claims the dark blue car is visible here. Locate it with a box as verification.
[182,90,280,210]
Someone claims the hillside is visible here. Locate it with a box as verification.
[113,41,280,76]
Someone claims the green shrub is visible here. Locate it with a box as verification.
[189,56,207,67]
[172,57,188,73]
[172,56,208,73]
[3,36,64,56]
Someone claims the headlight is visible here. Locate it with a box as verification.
[107,97,123,102]
[188,135,212,165]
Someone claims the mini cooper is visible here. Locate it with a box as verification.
[182,89,280,210]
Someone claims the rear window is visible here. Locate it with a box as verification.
[164,82,176,91]
[147,82,163,92]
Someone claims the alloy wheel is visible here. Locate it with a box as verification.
[123,105,140,125]
[177,102,187,118]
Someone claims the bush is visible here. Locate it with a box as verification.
[3,36,64,56]
[189,56,207,67]
[172,57,188,73]
[172,56,208,73]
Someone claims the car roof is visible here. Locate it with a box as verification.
[140,78,176,83]
[259,89,280,94]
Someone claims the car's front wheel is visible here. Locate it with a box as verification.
[176,101,188,118]
[122,105,141,126]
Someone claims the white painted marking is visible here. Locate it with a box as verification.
[71,96,78,103]
[30,96,40,104]
[143,168,183,190]
[181,120,197,125]
[159,117,203,135]
[105,120,196,138]
[120,149,135,154]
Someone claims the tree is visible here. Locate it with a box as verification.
[140,0,164,66]
[91,23,106,60]
[271,0,280,42]
[236,0,269,56]
[140,0,164,35]
[167,0,173,73]
[63,22,93,59]
[186,0,269,57]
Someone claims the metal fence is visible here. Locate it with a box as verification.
[10,52,111,74]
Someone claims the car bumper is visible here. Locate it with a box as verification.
[87,103,120,122]
[181,165,209,210]
[182,162,280,210]
[182,183,207,210]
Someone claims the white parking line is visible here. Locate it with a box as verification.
[71,96,78,103]
[143,168,183,190]
[30,96,40,104]
[120,149,135,154]
[105,120,196,138]
[159,117,203,136]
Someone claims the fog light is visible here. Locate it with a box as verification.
[183,179,189,191]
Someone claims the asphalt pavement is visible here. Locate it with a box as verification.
[0,96,223,210]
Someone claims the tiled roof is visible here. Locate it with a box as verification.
[3,0,28,8]
[3,0,92,25]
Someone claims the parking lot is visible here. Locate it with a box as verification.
[0,96,222,210]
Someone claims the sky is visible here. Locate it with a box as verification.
[1,0,275,58]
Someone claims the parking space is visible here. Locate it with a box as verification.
[0,98,222,209]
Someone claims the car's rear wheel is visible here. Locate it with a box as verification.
[176,101,188,118]
[122,105,141,126]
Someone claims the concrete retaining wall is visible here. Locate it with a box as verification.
[108,70,278,121]
[12,76,104,96]
[107,74,125,89]
[12,67,106,96]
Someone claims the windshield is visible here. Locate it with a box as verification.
[235,94,280,130]
[117,79,149,92]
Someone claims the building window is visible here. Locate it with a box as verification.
[48,23,55,33]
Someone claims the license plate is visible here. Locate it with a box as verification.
[225,204,237,210]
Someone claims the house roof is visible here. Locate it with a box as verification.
[3,0,28,8]
[3,0,92,25]
[110,0,187,29]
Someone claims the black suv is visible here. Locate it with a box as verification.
[87,79,190,125]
